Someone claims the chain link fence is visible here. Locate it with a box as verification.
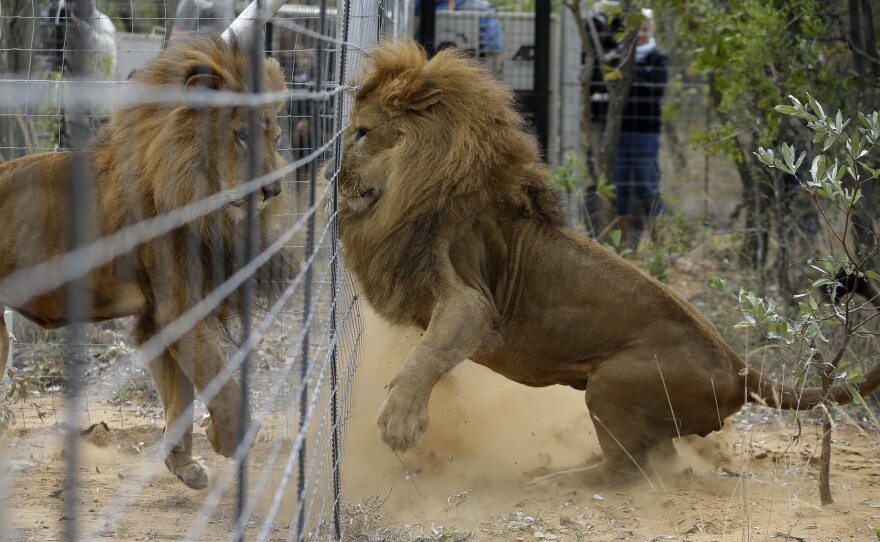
[0,1,401,540]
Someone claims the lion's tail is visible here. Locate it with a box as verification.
[746,277,880,410]
[745,364,880,410]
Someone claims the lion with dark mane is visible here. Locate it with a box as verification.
[337,40,880,487]
[0,35,296,489]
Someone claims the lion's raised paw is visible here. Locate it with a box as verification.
[377,389,429,453]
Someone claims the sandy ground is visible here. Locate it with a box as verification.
[2,305,879,542]
[340,309,880,542]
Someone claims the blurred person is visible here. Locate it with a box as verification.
[65,0,116,78]
[605,9,668,247]
[170,0,236,38]
[57,0,117,149]
[438,0,504,74]
[417,0,504,75]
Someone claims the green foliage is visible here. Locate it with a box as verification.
[492,0,569,13]
[0,368,48,437]
[716,96,880,403]
[550,151,586,194]
[603,229,632,257]
[551,151,615,199]
[757,95,880,241]
[642,211,702,282]
[109,380,135,404]
[100,0,166,33]
[656,0,874,194]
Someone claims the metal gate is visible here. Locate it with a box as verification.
[416,0,551,156]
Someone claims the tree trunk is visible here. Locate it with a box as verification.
[860,0,880,78]
[850,0,880,269]
[599,31,637,187]
[708,74,771,275]
[850,0,868,76]
[0,0,37,160]
[819,414,833,505]
[849,0,880,79]
[568,0,636,237]
[735,148,772,278]
[819,356,834,505]
[568,0,604,234]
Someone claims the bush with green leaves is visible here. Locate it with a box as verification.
[0,368,48,438]
[711,95,880,505]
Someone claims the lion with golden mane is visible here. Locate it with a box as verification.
[0,35,296,490]
[337,40,880,487]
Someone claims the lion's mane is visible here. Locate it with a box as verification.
[97,35,295,323]
[0,35,298,488]
[339,41,563,325]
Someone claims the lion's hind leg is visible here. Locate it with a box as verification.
[148,350,208,490]
[530,419,660,490]
[533,367,679,491]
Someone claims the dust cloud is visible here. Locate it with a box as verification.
[341,306,601,524]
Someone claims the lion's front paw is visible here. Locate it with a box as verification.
[165,457,209,490]
[203,414,260,457]
[204,415,237,457]
[377,388,429,453]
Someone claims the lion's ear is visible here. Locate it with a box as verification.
[184,64,225,90]
[406,86,442,111]
[383,69,442,113]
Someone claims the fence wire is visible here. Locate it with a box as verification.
[0,1,394,540]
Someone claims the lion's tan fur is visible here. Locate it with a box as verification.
[338,40,880,487]
[0,35,296,489]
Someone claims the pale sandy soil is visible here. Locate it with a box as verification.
[340,309,880,542]
[2,290,879,542]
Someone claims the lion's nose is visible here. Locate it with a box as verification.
[262,182,282,200]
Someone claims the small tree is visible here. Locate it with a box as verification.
[712,95,880,505]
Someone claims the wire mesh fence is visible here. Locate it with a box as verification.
[3,2,863,541]
[0,1,396,540]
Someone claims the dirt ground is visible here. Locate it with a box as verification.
[2,266,880,542]
[340,308,880,542]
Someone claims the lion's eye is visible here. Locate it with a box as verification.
[354,128,368,142]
